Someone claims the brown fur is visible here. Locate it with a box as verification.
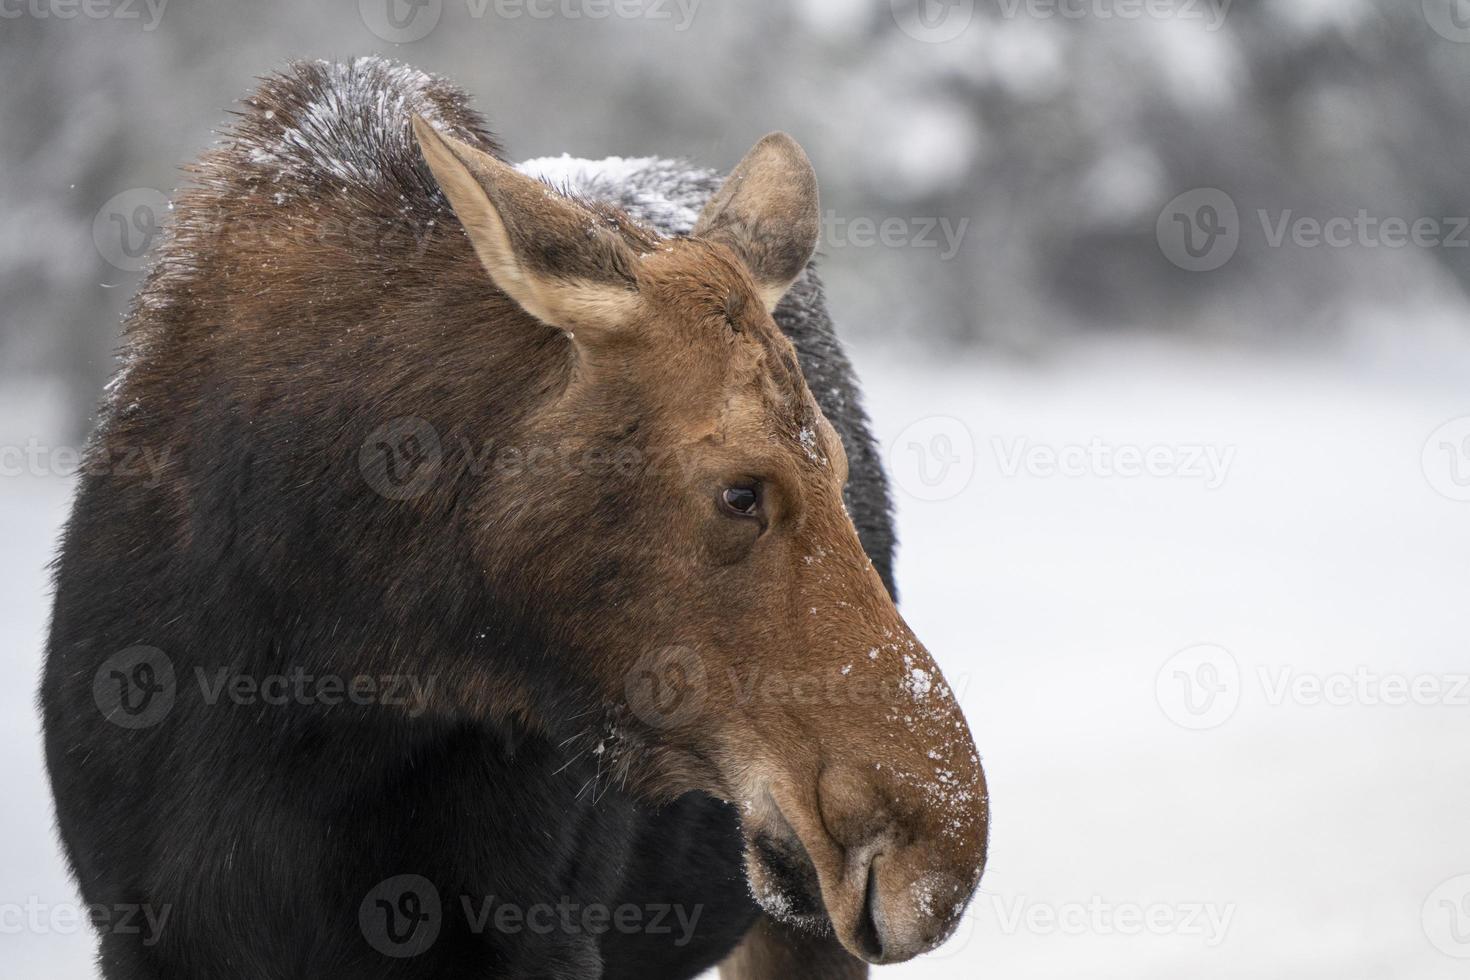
[75,59,985,970]
[411,113,989,964]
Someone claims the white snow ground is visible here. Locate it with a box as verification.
[4,336,1469,978]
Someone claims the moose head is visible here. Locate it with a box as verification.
[413,116,987,965]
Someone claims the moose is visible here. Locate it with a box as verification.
[42,57,987,978]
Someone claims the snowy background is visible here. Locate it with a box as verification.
[4,1,1470,977]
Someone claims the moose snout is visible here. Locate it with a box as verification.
[816,760,988,964]
[852,850,976,963]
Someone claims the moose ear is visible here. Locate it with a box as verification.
[412,115,642,335]
[693,133,820,312]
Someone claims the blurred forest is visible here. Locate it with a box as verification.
[4,0,1470,437]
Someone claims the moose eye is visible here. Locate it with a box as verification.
[720,485,761,518]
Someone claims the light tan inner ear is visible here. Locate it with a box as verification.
[411,115,643,333]
[748,278,798,316]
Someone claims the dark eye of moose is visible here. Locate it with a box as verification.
[720,485,760,518]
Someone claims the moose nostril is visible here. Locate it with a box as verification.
[854,857,885,963]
